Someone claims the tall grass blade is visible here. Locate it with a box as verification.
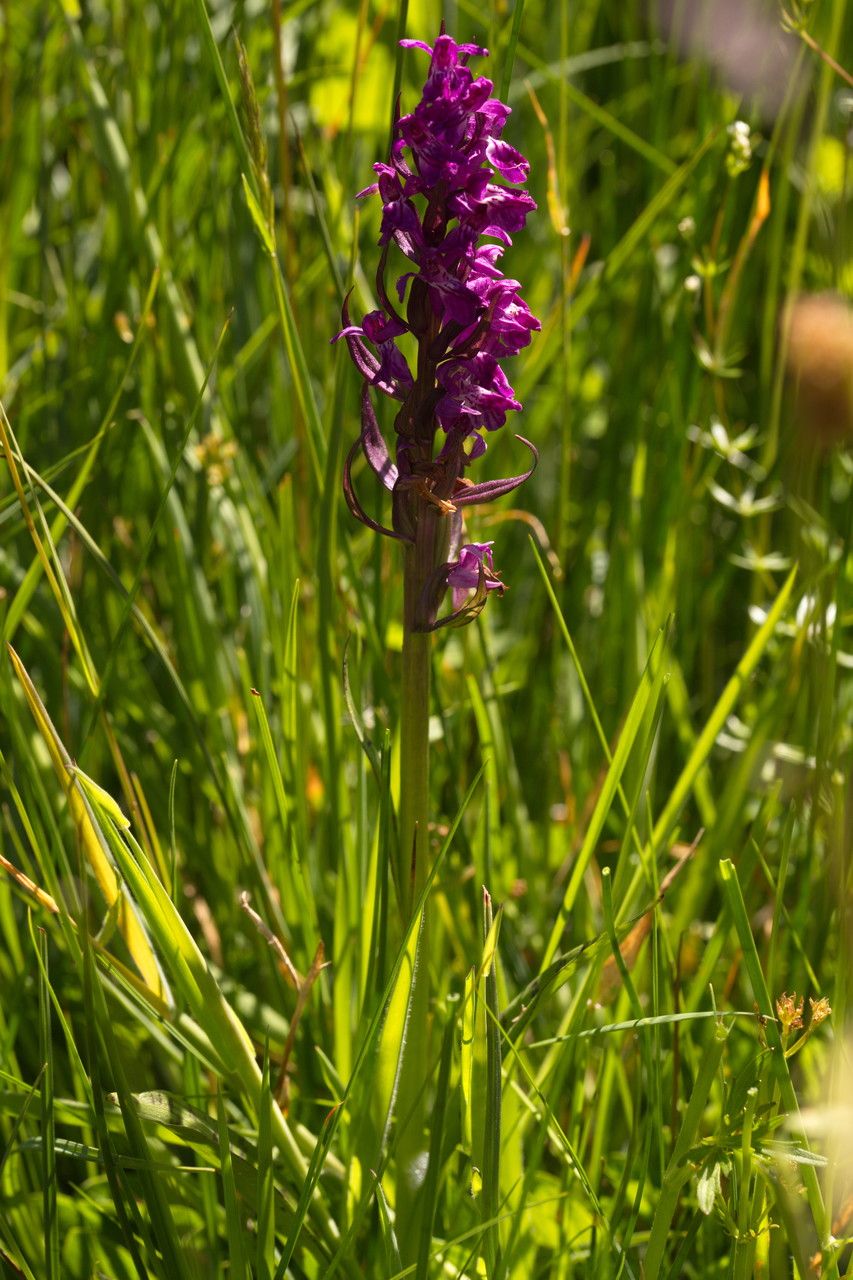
[9,647,166,997]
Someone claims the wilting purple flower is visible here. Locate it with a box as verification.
[334,30,539,630]
[447,543,504,609]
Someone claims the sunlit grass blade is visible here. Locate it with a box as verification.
[190,0,326,483]
[257,1050,276,1280]
[216,1089,249,1280]
[0,406,99,697]
[2,270,160,646]
[78,938,152,1279]
[415,1004,456,1280]
[3,457,254,859]
[376,1178,404,1275]
[4,3,848,1275]
[59,6,220,424]
[541,624,668,968]
[0,1066,44,1186]
[481,890,503,1277]
[521,127,719,390]
[9,647,166,997]
[643,1020,729,1278]
[77,316,230,753]
[276,763,487,1279]
[498,0,527,100]
[85,935,194,1280]
[512,44,676,175]
[33,922,59,1280]
[634,566,798,920]
[250,681,318,960]
[19,715,339,1255]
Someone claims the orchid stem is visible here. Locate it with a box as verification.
[395,521,442,1255]
[399,547,432,912]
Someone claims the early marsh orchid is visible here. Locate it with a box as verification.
[334,43,541,1228]
[336,31,539,630]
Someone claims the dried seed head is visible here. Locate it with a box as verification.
[776,991,805,1033]
[809,996,832,1027]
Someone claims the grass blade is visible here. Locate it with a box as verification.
[9,647,167,997]
[34,924,59,1280]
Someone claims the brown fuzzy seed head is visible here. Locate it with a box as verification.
[786,294,853,449]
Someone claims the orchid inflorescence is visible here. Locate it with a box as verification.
[335,30,540,631]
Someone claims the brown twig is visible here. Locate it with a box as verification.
[783,11,853,88]
[595,830,702,1006]
[239,891,328,1107]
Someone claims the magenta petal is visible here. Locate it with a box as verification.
[362,309,407,343]
[447,541,495,592]
[399,38,434,54]
[340,330,381,383]
[331,324,366,343]
[465,432,487,461]
[485,137,529,183]
[337,295,409,401]
[372,341,413,395]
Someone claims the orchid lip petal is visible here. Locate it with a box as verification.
[452,436,538,506]
[343,437,412,544]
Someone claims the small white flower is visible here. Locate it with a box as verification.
[726,120,753,176]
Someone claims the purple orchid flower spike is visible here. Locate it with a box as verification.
[339,30,543,1171]
[334,31,539,631]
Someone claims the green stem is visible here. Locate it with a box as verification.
[398,500,450,908]
[395,508,446,1256]
[399,550,431,913]
[732,1086,759,1280]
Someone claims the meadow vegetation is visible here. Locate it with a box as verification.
[0,1,851,1276]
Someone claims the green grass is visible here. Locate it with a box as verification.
[1,0,852,1276]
